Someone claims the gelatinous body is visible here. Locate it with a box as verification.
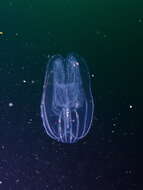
[41,53,94,143]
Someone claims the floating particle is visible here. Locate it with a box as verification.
[91,74,95,78]
[9,102,14,107]
[138,18,142,23]
[9,1,13,7]
[103,34,107,38]
[22,80,27,83]
[112,130,115,134]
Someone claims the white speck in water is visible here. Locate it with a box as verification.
[91,74,95,78]
[138,18,142,23]
[31,80,35,84]
[9,102,14,107]
[23,80,27,83]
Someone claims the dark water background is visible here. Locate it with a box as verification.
[0,0,141,189]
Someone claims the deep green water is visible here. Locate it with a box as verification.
[0,0,142,96]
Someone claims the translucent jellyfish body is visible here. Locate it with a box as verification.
[41,53,94,143]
